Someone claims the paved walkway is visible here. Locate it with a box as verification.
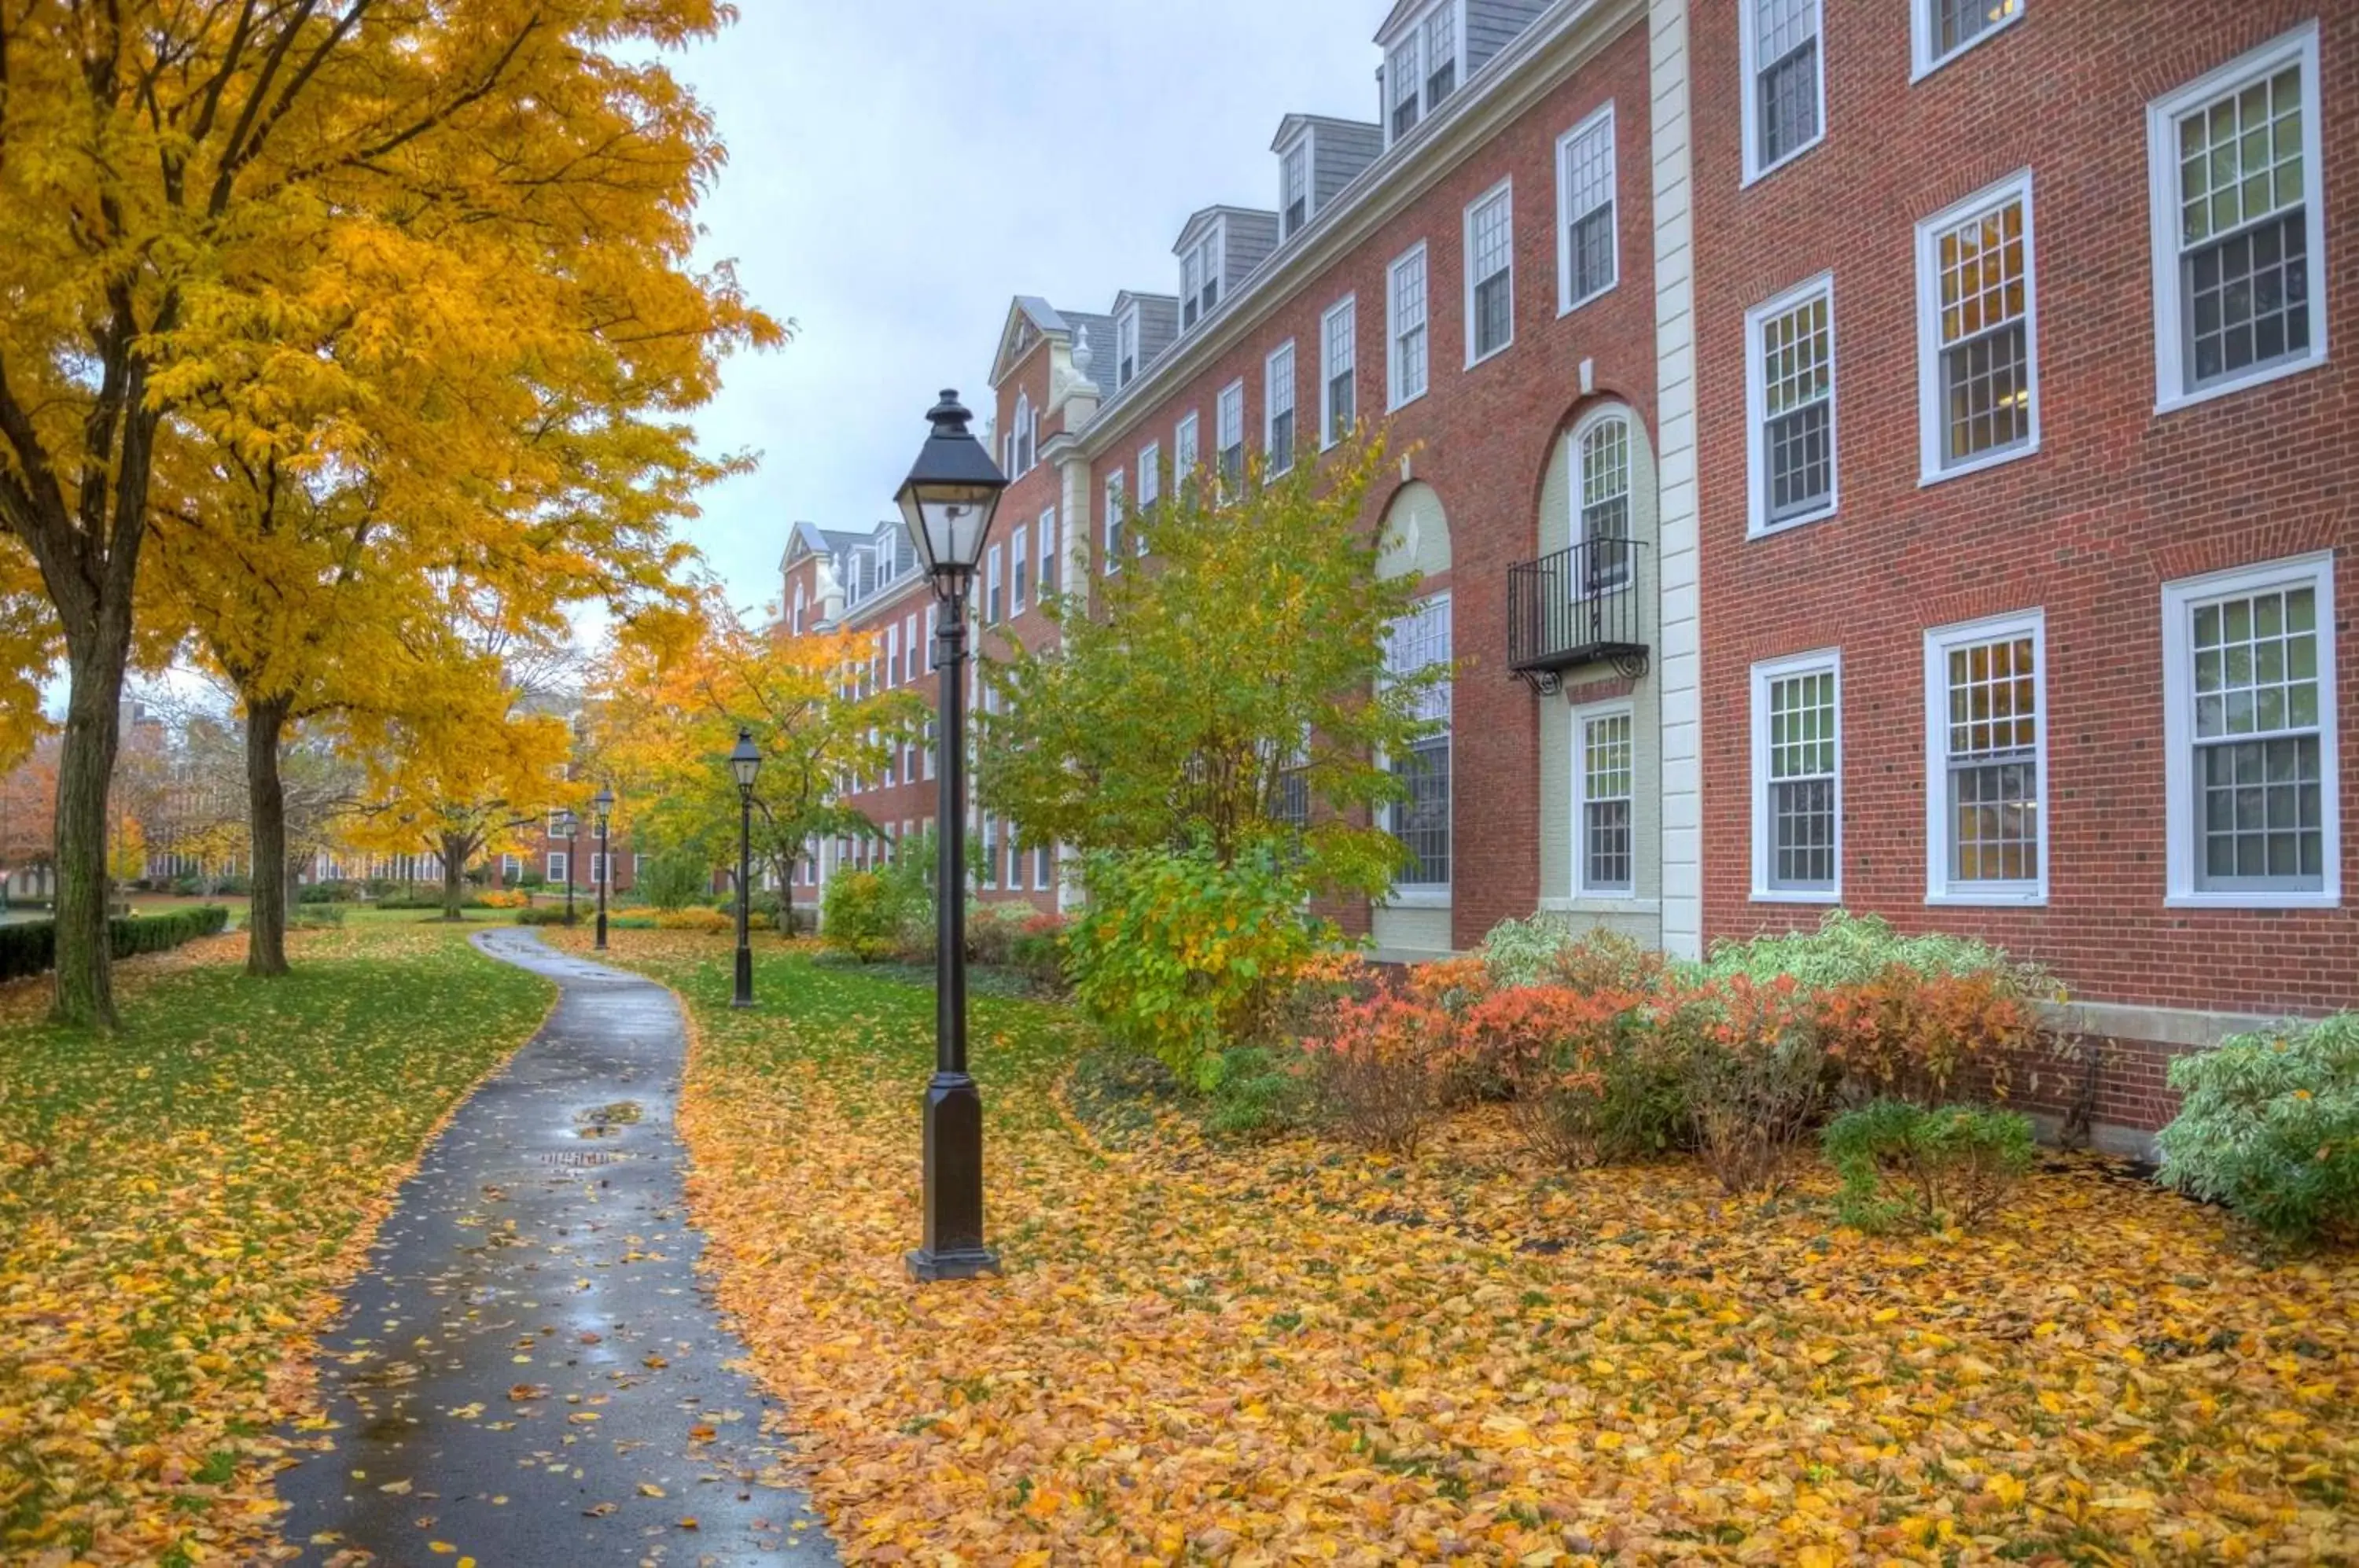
[278,929,835,1566]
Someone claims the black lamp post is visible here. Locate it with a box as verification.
[559,809,579,926]
[895,389,1009,1283]
[729,729,761,1009]
[593,786,615,952]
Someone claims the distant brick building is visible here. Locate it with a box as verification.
[787,0,2354,1150]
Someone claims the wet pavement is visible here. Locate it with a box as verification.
[276,928,836,1566]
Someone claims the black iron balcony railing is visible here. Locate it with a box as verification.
[1507,536,1650,693]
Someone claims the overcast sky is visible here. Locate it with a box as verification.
[671,0,1383,616]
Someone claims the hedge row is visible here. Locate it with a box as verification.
[0,905,234,985]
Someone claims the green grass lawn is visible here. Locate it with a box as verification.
[0,919,554,1566]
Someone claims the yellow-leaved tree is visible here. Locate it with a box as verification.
[0,0,777,1027]
[591,591,926,919]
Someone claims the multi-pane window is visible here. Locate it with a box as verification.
[1013,394,1035,474]
[1389,245,1429,407]
[1010,523,1029,615]
[1103,470,1128,566]
[1216,381,1246,491]
[1927,616,2044,898]
[1577,415,1632,591]
[1746,0,1823,176]
[885,624,900,689]
[1384,597,1453,891]
[1137,442,1161,525]
[1282,142,1310,237]
[1467,183,1514,363]
[1389,32,1422,140]
[1754,655,1839,897]
[1275,762,1311,832]
[1424,3,1459,105]
[1919,175,2037,477]
[1917,0,2022,74]
[2151,31,2320,403]
[981,815,998,889]
[547,852,570,885]
[1558,106,1617,311]
[1191,232,1221,326]
[904,613,919,683]
[1749,277,1835,532]
[1174,413,1199,485]
[1322,298,1356,447]
[1580,709,1635,895]
[1266,343,1297,473]
[1038,507,1057,597]
[1116,310,1139,388]
[923,605,937,681]
[985,543,1003,624]
[2166,558,2335,900]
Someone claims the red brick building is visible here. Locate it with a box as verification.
[786,0,2353,1149]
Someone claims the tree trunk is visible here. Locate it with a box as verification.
[440,834,471,922]
[244,697,293,977]
[50,630,131,1030]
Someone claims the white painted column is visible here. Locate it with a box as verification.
[1651,0,1704,962]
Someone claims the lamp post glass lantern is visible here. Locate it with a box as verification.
[593,786,615,951]
[895,390,1009,1284]
[729,730,761,1009]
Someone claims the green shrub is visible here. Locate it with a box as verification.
[1065,842,1330,1087]
[299,882,359,904]
[1704,910,2042,992]
[514,906,575,928]
[1824,1101,2035,1233]
[1477,914,1584,988]
[0,905,232,985]
[635,852,712,912]
[291,904,348,929]
[1199,1044,1310,1139]
[2158,1014,2359,1245]
[822,871,902,962]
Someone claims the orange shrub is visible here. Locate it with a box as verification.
[1816,964,2033,1106]
[655,906,731,933]
[1302,994,1455,1156]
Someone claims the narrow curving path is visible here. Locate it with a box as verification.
[277,928,837,1566]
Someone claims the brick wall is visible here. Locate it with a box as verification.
[1690,1,2358,1018]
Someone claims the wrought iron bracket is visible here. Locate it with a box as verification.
[1514,667,1564,698]
[1611,650,1651,682]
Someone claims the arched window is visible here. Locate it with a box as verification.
[792,582,805,635]
[1575,412,1632,591]
[1014,393,1035,474]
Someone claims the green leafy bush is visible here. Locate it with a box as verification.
[635,852,712,912]
[1704,910,2041,992]
[1199,1044,1311,1139]
[1824,1101,2035,1232]
[2158,1014,2359,1244]
[514,906,575,927]
[1065,843,1330,1086]
[291,904,348,929]
[0,905,233,985]
[821,870,903,962]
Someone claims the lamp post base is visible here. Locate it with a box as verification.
[904,1245,1003,1283]
[911,1071,993,1283]
[732,944,755,1009]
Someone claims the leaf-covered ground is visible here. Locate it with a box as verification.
[582,933,2359,1566]
[0,920,553,1566]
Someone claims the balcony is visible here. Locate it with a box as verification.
[1507,538,1649,694]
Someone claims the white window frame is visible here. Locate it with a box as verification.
[589,852,609,888]
[1381,592,1454,904]
[1174,411,1200,480]
[1573,700,1639,899]
[1923,609,2048,907]
[885,623,900,687]
[1265,340,1297,473]
[1279,133,1312,239]
[1912,0,2024,80]
[904,613,919,683]
[1555,103,1618,315]
[1750,648,1843,904]
[2162,552,2339,910]
[547,852,570,885]
[1914,168,2041,486]
[1383,0,1465,145]
[1745,271,1838,537]
[1137,441,1161,520]
[1102,469,1127,572]
[791,583,805,636]
[1463,178,1515,368]
[1738,0,1827,185]
[1216,380,1246,488]
[985,542,1003,624]
[1038,506,1057,600]
[1010,521,1029,615]
[1388,242,1430,410]
[1181,224,1224,331]
[1320,296,1357,449]
[1115,304,1140,389]
[2145,24,2328,415]
[1013,392,1034,475]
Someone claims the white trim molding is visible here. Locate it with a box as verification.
[1737,0,1825,185]
[1573,698,1640,900]
[1923,608,2049,907]
[2145,23,2327,415]
[2161,551,2339,910]
[1910,0,2023,82]
[1743,270,1838,537]
[1555,101,1619,316]
[1463,175,1516,367]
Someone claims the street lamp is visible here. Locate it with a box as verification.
[729,729,761,1009]
[593,786,616,952]
[894,389,1009,1283]
[558,809,579,926]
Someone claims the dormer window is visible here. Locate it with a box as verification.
[1282,142,1310,237]
[1116,308,1139,388]
[1180,228,1221,330]
[1386,0,1461,144]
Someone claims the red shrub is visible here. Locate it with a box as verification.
[1817,965,2032,1106]
[1303,994,1455,1156]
